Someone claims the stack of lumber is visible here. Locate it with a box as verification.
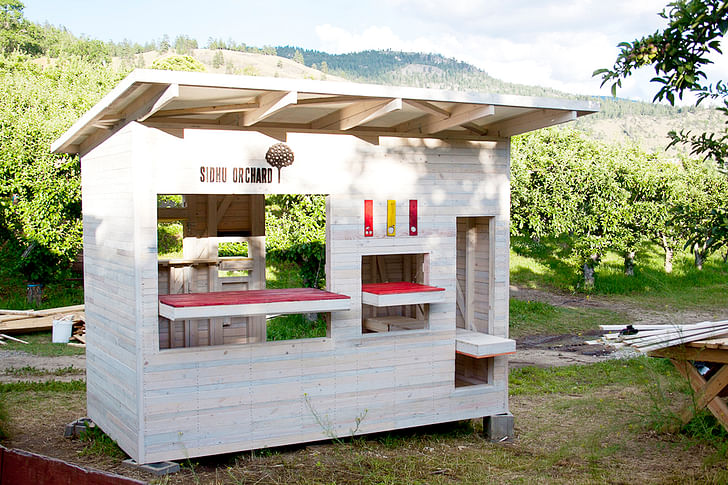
[70,319,86,346]
[594,320,728,353]
[0,305,84,335]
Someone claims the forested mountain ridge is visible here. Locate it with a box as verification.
[271,46,719,155]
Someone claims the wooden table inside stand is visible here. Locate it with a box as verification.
[159,288,351,320]
[649,336,728,432]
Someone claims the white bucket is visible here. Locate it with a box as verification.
[52,319,73,343]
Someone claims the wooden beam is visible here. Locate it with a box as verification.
[399,104,494,135]
[157,207,189,221]
[152,101,259,118]
[311,98,402,131]
[242,91,297,127]
[142,118,505,142]
[423,104,494,134]
[297,95,373,105]
[256,128,287,142]
[403,99,450,117]
[485,109,576,137]
[136,84,180,122]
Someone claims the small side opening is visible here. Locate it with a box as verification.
[455,354,492,387]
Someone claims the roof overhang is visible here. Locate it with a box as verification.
[51,69,599,155]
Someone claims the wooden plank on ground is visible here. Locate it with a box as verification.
[0,312,85,335]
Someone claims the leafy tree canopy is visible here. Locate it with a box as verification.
[150,54,205,72]
[595,0,728,170]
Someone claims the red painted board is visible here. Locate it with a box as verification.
[409,199,418,236]
[159,288,350,308]
[0,445,145,485]
[361,282,445,295]
[364,199,373,237]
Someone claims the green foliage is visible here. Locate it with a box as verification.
[266,314,327,341]
[173,35,197,56]
[509,298,625,338]
[157,222,183,257]
[0,53,122,282]
[150,54,205,72]
[212,49,224,68]
[265,194,326,288]
[0,379,85,392]
[510,356,678,396]
[292,49,304,64]
[511,235,728,304]
[596,0,728,170]
[0,394,9,440]
[79,425,126,458]
[0,1,42,55]
[512,129,728,286]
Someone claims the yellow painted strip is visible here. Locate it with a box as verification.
[387,200,396,237]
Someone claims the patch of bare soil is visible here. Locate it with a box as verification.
[509,285,728,369]
[0,350,86,382]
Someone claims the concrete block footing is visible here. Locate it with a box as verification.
[123,459,181,476]
[64,417,95,438]
[484,412,514,443]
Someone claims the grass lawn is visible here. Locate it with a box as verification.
[511,236,728,311]
[2,358,727,484]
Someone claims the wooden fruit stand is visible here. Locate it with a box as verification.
[52,69,597,464]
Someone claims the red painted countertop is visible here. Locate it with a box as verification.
[361,282,445,295]
[159,288,350,308]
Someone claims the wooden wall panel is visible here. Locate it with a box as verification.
[85,126,514,463]
[81,125,140,460]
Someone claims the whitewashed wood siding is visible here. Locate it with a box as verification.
[84,124,511,463]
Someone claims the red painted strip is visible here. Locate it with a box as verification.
[361,282,445,295]
[409,199,418,236]
[456,350,517,359]
[364,199,373,237]
[0,445,144,485]
[159,288,350,308]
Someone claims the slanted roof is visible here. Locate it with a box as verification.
[51,69,599,154]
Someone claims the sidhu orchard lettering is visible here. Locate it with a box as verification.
[200,166,274,184]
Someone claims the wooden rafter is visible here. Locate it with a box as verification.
[297,95,374,105]
[311,98,402,131]
[151,100,260,118]
[242,91,297,127]
[403,99,450,118]
[421,104,494,134]
[483,109,576,137]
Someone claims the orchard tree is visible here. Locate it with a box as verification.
[0,0,41,55]
[596,0,728,171]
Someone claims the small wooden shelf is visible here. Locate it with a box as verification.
[159,288,351,320]
[361,282,445,307]
[363,316,427,332]
[455,329,516,358]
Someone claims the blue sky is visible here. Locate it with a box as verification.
[23,0,728,102]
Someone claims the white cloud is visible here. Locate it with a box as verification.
[315,0,728,101]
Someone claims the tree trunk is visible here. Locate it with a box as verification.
[582,254,599,289]
[26,284,42,305]
[623,251,635,276]
[661,234,673,273]
[723,248,728,264]
[694,243,705,270]
[664,247,674,273]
